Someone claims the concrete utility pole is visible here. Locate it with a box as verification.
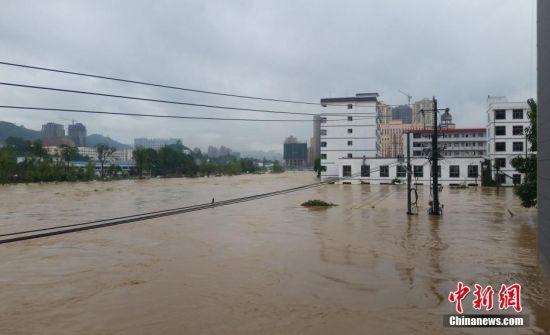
[407,132,413,215]
[429,97,442,216]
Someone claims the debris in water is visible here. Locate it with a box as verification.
[301,200,337,207]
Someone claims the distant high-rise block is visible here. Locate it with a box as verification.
[68,122,87,146]
[41,122,65,139]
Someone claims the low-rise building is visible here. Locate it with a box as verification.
[403,128,487,158]
[336,156,483,186]
[77,147,99,160]
[134,138,179,150]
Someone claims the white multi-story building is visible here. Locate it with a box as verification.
[402,128,487,158]
[486,96,532,186]
[319,93,380,180]
[134,138,179,151]
[336,157,483,186]
[77,147,99,160]
[111,148,134,161]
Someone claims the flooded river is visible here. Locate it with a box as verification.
[1,172,549,334]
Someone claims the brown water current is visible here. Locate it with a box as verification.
[0,172,549,334]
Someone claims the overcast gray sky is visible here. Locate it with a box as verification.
[0,0,537,152]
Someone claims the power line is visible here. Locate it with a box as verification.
[0,105,321,122]
[0,179,334,244]
[0,61,422,109]
[0,82,317,116]
[0,61,321,106]
[0,105,372,122]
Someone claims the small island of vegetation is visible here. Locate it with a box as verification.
[301,200,337,207]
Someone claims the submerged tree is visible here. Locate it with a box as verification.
[511,98,537,207]
[96,144,115,178]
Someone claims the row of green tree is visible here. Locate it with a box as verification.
[132,144,284,178]
[0,137,285,184]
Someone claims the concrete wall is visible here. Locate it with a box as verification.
[538,0,550,269]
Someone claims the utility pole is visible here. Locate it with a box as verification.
[407,132,413,215]
[430,97,441,215]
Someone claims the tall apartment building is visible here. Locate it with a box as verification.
[68,122,87,147]
[41,122,65,139]
[378,102,392,124]
[134,138,179,151]
[379,120,425,158]
[538,0,550,269]
[319,93,379,180]
[486,96,532,186]
[413,98,435,128]
[403,128,487,158]
[283,136,308,169]
[391,104,413,123]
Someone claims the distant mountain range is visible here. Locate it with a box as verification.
[86,134,131,150]
[0,121,131,150]
[0,121,41,141]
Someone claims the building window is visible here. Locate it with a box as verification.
[496,174,507,184]
[361,165,370,177]
[495,158,506,168]
[321,141,327,148]
[396,165,406,177]
[320,129,327,135]
[413,165,423,178]
[348,116,353,121]
[321,117,327,123]
[495,142,506,152]
[495,110,506,120]
[320,154,327,159]
[347,140,353,146]
[513,109,524,119]
[343,165,352,177]
[347,128,353,134]
[380,165,389,177]
[513,142,524,152]
[513,174,521,185]
[413,151,422,157]
[449,165,460,178]
[347,153,353,158]
[468,165,479,178]
[347,104,353,109]
[495,126,506,136]
[513,125,523,135]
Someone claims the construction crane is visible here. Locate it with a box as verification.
[399,90,412,105]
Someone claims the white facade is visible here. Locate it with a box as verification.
[486,97,532,186]
[111,148,134,161]
[402,128,487,158]
[134,138,179,151]
[319,93,380,180]
[336,157,483,186]
[78,147,99,160]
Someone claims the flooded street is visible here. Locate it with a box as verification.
[0,172,549,334]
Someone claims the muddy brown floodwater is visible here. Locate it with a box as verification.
[0,172,549,334]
